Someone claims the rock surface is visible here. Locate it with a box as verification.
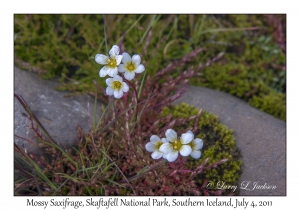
[14,67,101,153]
[14,67,286,195]
[175,86,286,196]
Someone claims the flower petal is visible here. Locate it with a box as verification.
[181,132,194,144]
[135,64,145,73]
[99,66,108,77]
[151,151,163,159]
[122,52,131,64]
[161,138,168,143]
[150,135,161,143]
[191,150,201,159]
[113,75,123,82]
[166,151,178,162]
[114,89,124,99]
[165,129,177,142]
[118,64,125,72]
[193,138,203,150]
[132,54,141,65]
[116,55,123,65]
[159,143,173,154]
[112,75,122,82]
[124,71,135,81]
[145,142,155,152]
[106,86,114,96]
[109,45,120,57]
[106,78,113,86]
[122,82,129,92]
[179,145,192,156]
[95,54,108,65]
[107,67,118,77]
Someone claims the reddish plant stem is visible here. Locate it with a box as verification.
[14,134,39,148]
[123,78,139,122]
[119,159,167,183]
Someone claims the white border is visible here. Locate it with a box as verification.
[2,0,297,209]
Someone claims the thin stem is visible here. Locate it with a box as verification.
[14,94,56,144]
[119,74,139,123]
[120,159,166,183]
[97,94,157,134]
[103,15,108,53]
[138,71,147,99]
[14,134,39,148]
[93,87,97,129]
[33,170,42,196]
[199,26,266,36]
[111,96,117,128]
[125,80,139,123]
[96,99,111,129]
[137,88,153,123]
[99,148,136,195]
[116,15,145,44]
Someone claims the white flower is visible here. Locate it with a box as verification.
[145,135,168,159]
[95,45,123,77]
[106,75,129,99]
[186,130,203,159]
[118,52,145,81]
[159,129,193,162]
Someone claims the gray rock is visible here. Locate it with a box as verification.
[14,67,102,153]
[174,85,286,196]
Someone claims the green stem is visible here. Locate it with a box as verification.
[125,79,139,124]
[103,14,108,53]
[120,159,166,183]
[93,87,97,129]
[96,99,112,129]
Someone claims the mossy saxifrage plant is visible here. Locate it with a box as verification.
[14,42,241,196]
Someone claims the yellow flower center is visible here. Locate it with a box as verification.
[125,62,136,72]
[171,139,182,152]
[154,141,164,150]
[188,141,195,151]
[107,58,117,68]
[112,81,122,90]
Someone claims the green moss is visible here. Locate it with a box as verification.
[162,103,242,194]
[191,32,286,121]
[249,92,286,120]
[14,14,286,121]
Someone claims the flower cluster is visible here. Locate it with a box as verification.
[145,129,203,162]
[95,45,145,98]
